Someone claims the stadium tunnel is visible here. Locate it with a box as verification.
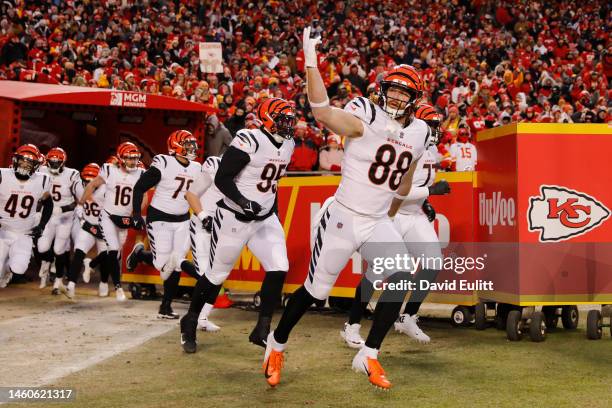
[0,81,214,168]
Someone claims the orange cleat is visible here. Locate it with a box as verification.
[352,350,392,390]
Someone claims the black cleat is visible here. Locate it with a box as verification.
[158,301,179,319]
[126,243,144,271]
[249,316,272,348]
[180,313,198,353]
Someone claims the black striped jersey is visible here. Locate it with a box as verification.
[398,146,438,214]
[336,96,429,216]
[0,168,50,232]
[224,128,294,215]
[99,163,144,216]
[150,154,202,215]
[39,166,80,208]
[200,156,224,217]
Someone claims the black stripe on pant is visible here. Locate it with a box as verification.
[308,208,331,283]
[208,208,223,270]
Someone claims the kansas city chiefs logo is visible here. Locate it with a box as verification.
[528,185,610,242]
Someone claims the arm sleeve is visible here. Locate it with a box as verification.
[188,172,214,197]
[132,167,161,216]
[404,186,429,202]
[38,195,53,229]
[214,146,251,206]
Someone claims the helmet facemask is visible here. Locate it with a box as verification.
[122,153,141,172]
[180,139,198,161]
[271,112,296,141]
[426,119,442,147]
[13,155,40,180]
[47,158,64,175]
[379,83,421,121]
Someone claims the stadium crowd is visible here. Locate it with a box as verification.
[0,0,609,170]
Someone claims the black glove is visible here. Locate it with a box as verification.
[238,197,262,217]
[428,180,451,196]
[82,221,104,240]
[131,214,146,230]
[202,216,213,233]
[422,200,436,223]
[30,225,44,240]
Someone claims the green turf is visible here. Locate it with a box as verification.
[17,307,612,408]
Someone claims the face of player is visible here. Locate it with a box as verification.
[274,112,297,139]
[181,140,198,161]
[47,158,63,175]
[123,156,139,171]
[386,86,417,110]
[14,156,38,179]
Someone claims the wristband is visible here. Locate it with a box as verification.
[394,193,407,200]
[197,211,207,221]
[309,97,330,108]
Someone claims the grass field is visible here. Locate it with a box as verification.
[9,294,611,408]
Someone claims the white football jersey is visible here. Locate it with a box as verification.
[0,168,50,232]
[201,156,224,217]
[150,154,202,215]
[99,163,144,216]
[336,96,429,216]
[450,142,477,171]
[399,146,438,214]
[223,128,294,215]
[39,166,80,208]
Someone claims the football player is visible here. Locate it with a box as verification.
[37,147,81,294]
[182,155,225,332]
[127,130,202,319]
[65,163,107,299]
[81,142,145,300]
[260,28,429,390]
[339,103,451,347]
[0,144,53,288]
[449,127,477,171]
[179,98,296,353]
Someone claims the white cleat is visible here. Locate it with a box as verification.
[198,317,220,332]
[0,270,13,288]
[115,287,127,302]
[98,282,109,297]
[38,261,51,289]
[340,322,365,349]
[52,278,64,295]
[394,314,430,344]
[66,281,76,299]
[82,258,92,283]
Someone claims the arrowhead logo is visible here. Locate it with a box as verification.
[528,185,610,242]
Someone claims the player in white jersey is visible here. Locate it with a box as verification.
[36,147,80,293]
[81,142,144,301]
[127,130,201,319]
[0,144,53,288]
[449,128,477,171]
[339,103,452,347]
[260,28,429,390]
[64,163,107,299]
[179,97,296,353]
[182,155,224,332]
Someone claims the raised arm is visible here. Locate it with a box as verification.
[80,175,104,205]
[303,27,363,138]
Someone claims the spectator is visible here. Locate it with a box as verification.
[288,120,318,171]
[450,128,478,171]
[204,115,232,158]
[319,133,344,172]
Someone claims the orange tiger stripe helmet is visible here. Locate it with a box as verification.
[81,163,100,182]
[116,141,141,171]
[415,103,443,145]
[256,97,296,139]
[167,129,198,160]
[46,147,67,175]
[378,64,424,120]
[13,144,43,179]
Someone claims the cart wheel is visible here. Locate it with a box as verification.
[586,310,602,340]
[529,311,546,342]
[495,303,510,330]
[282,293,291,308]
[144,284,157,298]
[129,283,142,300]
[542,306,559,330]
[474,302,487,330]
[561,306,579,330]
[506,310,523,341]
[252,291,262,309]
[451,306,473,327]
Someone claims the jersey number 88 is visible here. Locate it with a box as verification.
[368,144,412,190]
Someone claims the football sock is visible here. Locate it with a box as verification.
[273,285,317,344]
[259,270,286,318]
[403,269,440,316]
[54,251,69,278]
[106,250,121,288]
[348,276,375,325]
[68,249,86,283]
[89,251,105,269]
[163,271,181,303]
[180,260,199,279]
[188,275,221,315]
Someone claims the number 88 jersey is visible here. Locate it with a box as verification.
[336,96,429,217]
[100,163,144,216]
[0,168,50,232]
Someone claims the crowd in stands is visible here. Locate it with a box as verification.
[0,0,609,171]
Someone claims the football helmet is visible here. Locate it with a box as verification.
[12,144,43,180]
[457,127,470,143]
[256,97,296,140]
[167,130,198,161]
[46,147,67,175]
[116,142,141,171]
[378,64,423,121]
[415,103,444,146]
[81,163,100,183]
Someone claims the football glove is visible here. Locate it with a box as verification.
[428,180,451,196]
[202,216,213,233]
[303,26,321,68]
[422,200,436,223]
[131,214,146,230]
[238,197,262,217]
[30,225,44,240]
